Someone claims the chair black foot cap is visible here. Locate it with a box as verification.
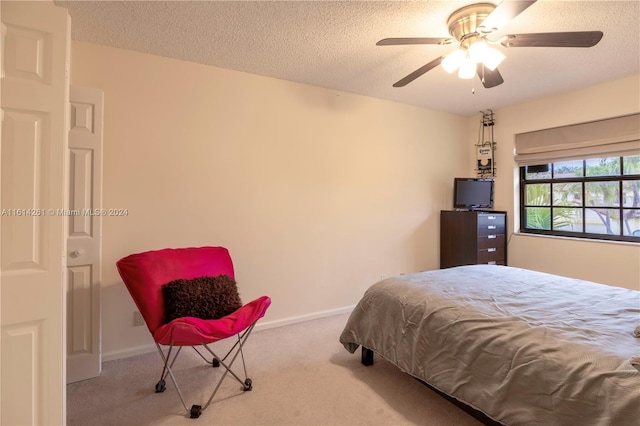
[243,378,252,391]
[190,405,202,419]
[155,380,166,393]
[212,359,220,368]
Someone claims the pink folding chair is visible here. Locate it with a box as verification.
[116,246,271,418]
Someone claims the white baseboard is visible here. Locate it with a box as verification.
[253,305,355,331]
[102,342,157,362]
[101,305,355,362]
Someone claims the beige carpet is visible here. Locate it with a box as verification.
[67,313,484,425]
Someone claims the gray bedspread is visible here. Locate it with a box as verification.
[339,265,640,425]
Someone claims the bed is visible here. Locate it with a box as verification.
[339,265,640,425]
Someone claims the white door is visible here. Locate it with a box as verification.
[1,1,70,425]
[66,86,104,384]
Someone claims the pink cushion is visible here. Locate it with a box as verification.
[117,246,237,334]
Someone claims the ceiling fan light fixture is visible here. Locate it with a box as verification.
[442,49,465,73]
[379,1,604,89]
[468,39,488,63]
[468,39,505,71]
[481,46,505,71]
[458,57,476,79]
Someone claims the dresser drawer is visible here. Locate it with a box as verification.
[477,234,505,250]
[477,247,505,264]
[480,259,505,266]
[477,214,505,236]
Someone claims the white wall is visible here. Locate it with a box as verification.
[70,42,471,358]
[481,74,640,290]
[71,40,639,359]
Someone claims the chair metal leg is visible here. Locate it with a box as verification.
[153,322,258,418]
[155,343,190,413]
[158,345,183,384]
[201,323,256,411]
[191,345,219,367]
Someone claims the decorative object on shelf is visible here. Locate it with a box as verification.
[476,109,496,178]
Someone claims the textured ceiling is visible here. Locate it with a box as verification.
[55,0,640,116]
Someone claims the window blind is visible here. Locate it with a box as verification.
[514,113,640,166]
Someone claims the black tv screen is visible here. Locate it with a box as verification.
[454,178,494,210]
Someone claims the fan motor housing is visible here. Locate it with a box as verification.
[447,3,496,42]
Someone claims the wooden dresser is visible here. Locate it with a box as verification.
[440,210,507,268]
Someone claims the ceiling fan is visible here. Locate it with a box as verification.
[378,0,603,88]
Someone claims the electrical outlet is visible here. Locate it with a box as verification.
[133,311,145,326]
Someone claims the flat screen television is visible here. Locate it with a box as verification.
[453,178,494,210]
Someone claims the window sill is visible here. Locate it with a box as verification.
[513,231,640,247]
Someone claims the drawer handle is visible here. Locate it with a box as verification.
[488,234,497,239]
[487,225,497,230]
[487,248,497,252]
[487,216,496,220]
[487,261,497,265]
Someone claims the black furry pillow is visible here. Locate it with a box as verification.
[162,275,243,323]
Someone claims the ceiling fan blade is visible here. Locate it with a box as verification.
[479,0,537,32]
[478,66,504,88]
[377,37,453,46]
[500,31,604,47]
[393,56,444,87]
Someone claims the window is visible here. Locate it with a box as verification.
[520,155,640,242]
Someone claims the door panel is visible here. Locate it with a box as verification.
[66,86,104,383]
[0,110,48,272]
[1,1,70,424]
